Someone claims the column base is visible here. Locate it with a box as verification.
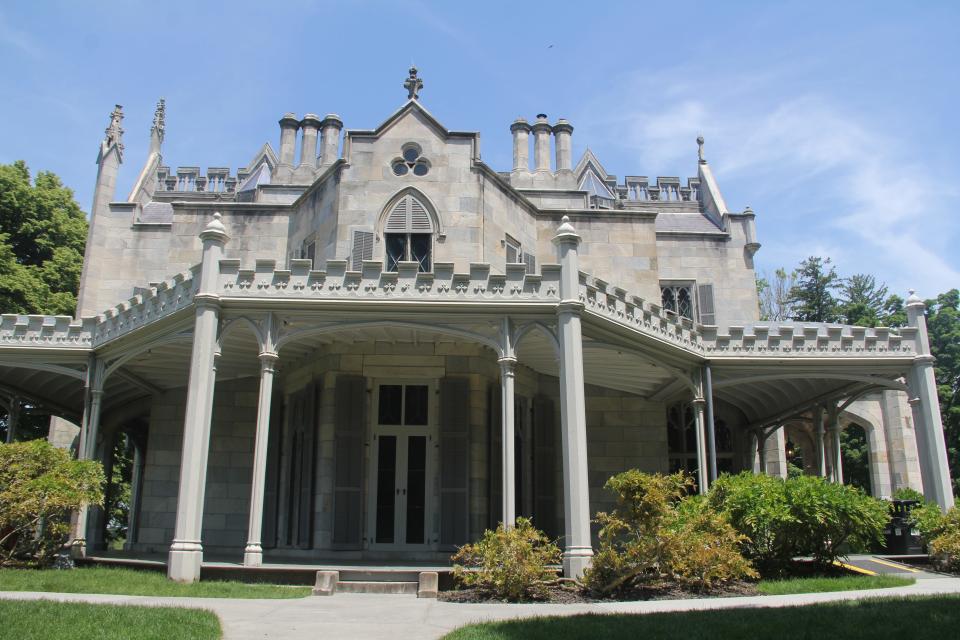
[243,544,263,568]
[168,540,203,583]
[563,546,594,580]
[70,538,87,560]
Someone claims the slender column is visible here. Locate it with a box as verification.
[244,352,278,567]
[499,355,517,529]
[72,359,103,559]
[124,439,145,550]
[814,406,827,477]
[168,213,229,583]
[829,407,844,484]
[552,216,593,579]
[4,397,19,443]
[750,432,763,474]
[704,365,718,483]
[905,291,955,510]
[692,398,708,494]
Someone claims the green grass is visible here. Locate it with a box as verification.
[443,595,960,640]
[0,600,220,640]
[758,574,914,595]
[0,567,311,599]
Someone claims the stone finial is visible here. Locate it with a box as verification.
[907,289,924,306]
[697,135,706,164]
[404,66,423,100]
[557,215,575,234]
[553,215,580,246]
[152,98,166,142]
[105,104,125,153]
[200,211,229,243]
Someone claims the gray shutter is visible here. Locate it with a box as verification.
[296,383,318,548]
[262,391,284,548]
[523,252,536,274]
[488,384,502,529]
[333,376,366,547]
[351,230,374,271]
[533,395,558,539]
[697,283,716,325]
[439,377,470,548]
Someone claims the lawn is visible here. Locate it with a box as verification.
[0,566,311,599]
[0,600,220,640]
[442,595,960,640]
[757,574,914,595]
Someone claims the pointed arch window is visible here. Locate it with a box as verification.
[384,193,434,272]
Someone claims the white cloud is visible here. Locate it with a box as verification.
[574,68,960,296]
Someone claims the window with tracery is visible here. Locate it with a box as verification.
[391,143,430,177]
[661,283,695,320]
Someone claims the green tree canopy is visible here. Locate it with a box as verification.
[925,289,960,496]
[787,256,841,322]
[0,161,88,316]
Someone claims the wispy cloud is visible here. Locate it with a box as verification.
[574,67,960,296]
[0,11,44,60]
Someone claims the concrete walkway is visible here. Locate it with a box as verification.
[3,574,960,639]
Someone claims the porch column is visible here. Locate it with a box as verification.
[72,358,104,559]
[244,351,278,567]
[750,431,762,474]
[829,407,844,484]
[814,406,827,478]
[168,213,228,582]
[552,216,593,579]
[905,291,955,510]
[703,365,718,483]
[692,397,708,494]
[4,396,19,443]
[499,355,517,529]
[124,438,146,550]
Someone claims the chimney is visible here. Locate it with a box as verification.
[278,113,299,166]
[553,119,573,173]
[532,113,552,172]
[319,114,343,166]
[510,117,531,172]
[299,114,321,167]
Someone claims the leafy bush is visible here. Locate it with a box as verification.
[583,471,756,596]
[708,472,888,575]
[0,440,104,566]
[930,529,960,574]
[451,517,561,601]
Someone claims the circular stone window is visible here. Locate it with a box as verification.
[392,143,429,177]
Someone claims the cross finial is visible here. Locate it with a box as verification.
[404,66,423,100]
[697,135,706,164]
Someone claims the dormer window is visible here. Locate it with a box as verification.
[384,193,433,272]
[392,143,430,177]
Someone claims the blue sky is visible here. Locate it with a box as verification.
[1,0,958,297]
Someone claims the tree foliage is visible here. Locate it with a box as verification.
[786,257,841,322]
[757,268,797,321]
[0,161,88,315]
[925,290,960,496]
[0,440,104,567]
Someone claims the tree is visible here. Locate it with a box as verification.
[0,161,88,316]
[757,268,797,321]
[787,257,841,322]
[837,274,907,328]
[925,290,960,496]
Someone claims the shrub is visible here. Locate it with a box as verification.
[583,471,755,596]
[0,440,104,567]
[708,472,888,575]
[930,529,960,574]
[451,517,561,601]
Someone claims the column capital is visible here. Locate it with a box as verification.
[557,300,584,315]
[194,293,221,307]
[259,351,279,372]
[913,354,936,366]
[498,355,517,374]
[691,397,706,408]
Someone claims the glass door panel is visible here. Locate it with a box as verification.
[375,435,397,544]
[405,435,427,544]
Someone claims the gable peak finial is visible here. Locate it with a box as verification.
[404,66,423,100]
[152,98,166,142]
[105,104,125,153]
[697,135,706,164]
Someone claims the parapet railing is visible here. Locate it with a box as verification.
[699,323,919,358]
[0,314,95,348]
[217,259,562,303]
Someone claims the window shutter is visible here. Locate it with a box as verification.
[697,283,716,325]
[532,395,557,538]
[385,194,434,233]
[523,252,536,274]
[385,198,408,232]
[351,230,374,271]
[333,376,366,547]
[410,198,431,231]
[439,377,470,548]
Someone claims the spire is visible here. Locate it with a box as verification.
[404,66,423,100]
[150,98,165,155]
[102,104,125,160]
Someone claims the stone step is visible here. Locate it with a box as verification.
[335,569,421,583]
[335,580,418,595]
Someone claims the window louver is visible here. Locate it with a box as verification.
[351,230,374,271]
[386,194,434,233]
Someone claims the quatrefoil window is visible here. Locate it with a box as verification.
[392,143,430,177]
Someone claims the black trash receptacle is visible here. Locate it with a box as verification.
[884,499,924,555]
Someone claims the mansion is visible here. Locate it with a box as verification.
[0,69,952,583]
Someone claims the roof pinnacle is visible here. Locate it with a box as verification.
[404,66,423,100]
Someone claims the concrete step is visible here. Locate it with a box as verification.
[335,569,421,583]
[335,580,418,595]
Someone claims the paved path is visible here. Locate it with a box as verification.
[3,573,960,639]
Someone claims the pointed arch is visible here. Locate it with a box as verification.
[377,187,443,237]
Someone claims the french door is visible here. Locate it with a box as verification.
[369,383,434,548]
